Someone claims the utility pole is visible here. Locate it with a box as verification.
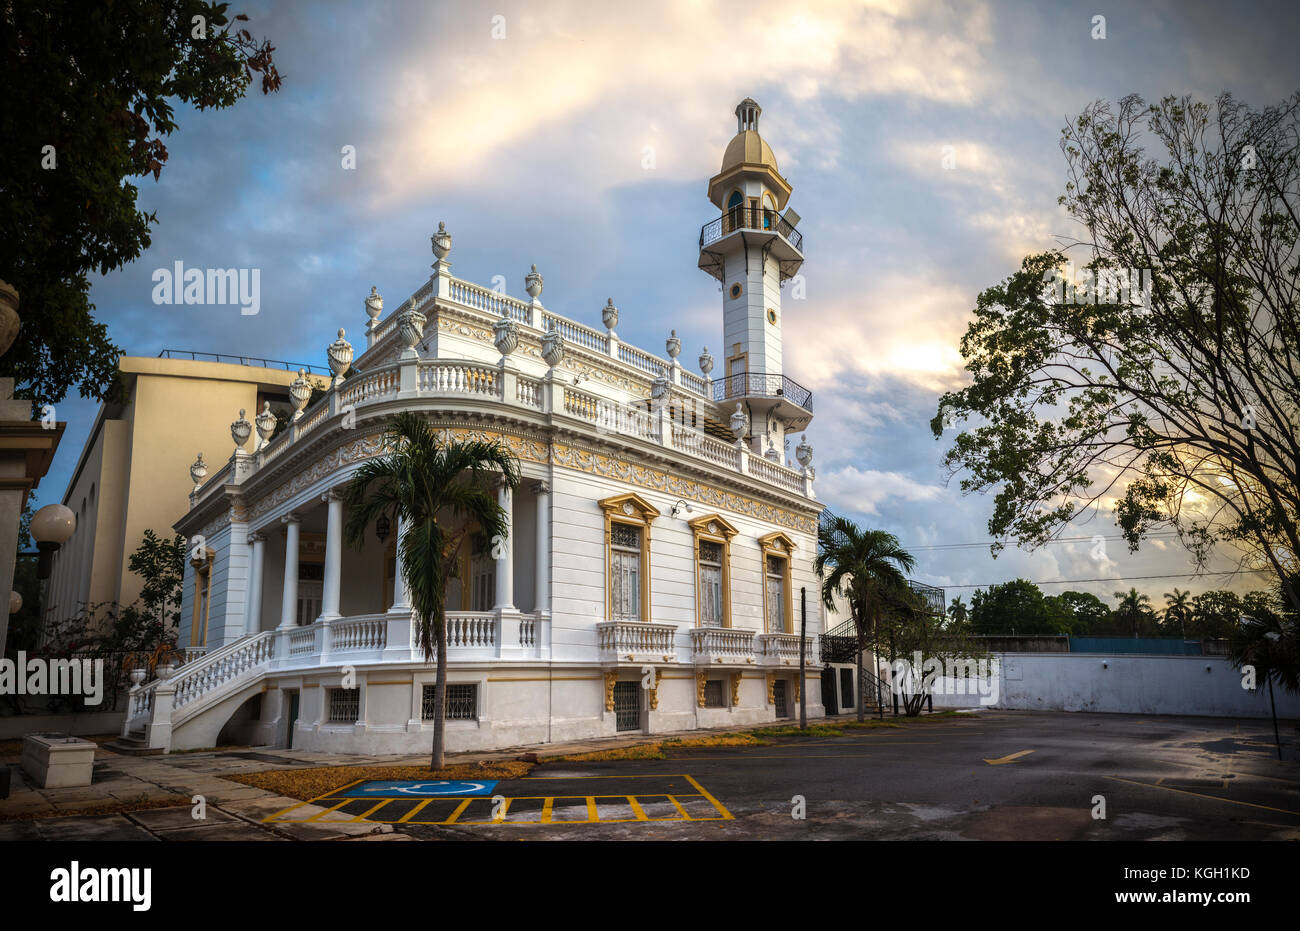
[799,587,807,729]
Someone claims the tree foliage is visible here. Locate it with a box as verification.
[934,93,1300,616]
[0,1,281,404]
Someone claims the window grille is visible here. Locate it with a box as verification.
[328,687,359,723]
[613,680,641,731]
[704,679,726,708]
[422,684,478,720]
[773,679,789,718]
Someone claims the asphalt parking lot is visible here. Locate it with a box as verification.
[361,711,1300,840]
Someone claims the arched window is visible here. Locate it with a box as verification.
[727,190,744,232]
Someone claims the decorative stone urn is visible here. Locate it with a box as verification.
[397,308,426,356]
[364,286,382,322]
[493,318,519,358]
[0,279,19,358]
[189,453,208,490]
[650,370,670,412]
[255,401,277,451]
[699,347,714,379]
[290,369,312,420]
[729,402,748,442]
[431,221,453,261]
[541,326,565,368]
[231,409,253,451]
[764,436,781,461]
[665,329,681,362]
[601,298,618,332]
[525,264,544,302]
[155,664,175,680]
[129,668,147,687]
[795,434,814,470]
[328,328,353,387]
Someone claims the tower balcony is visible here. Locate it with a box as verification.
[698,207,804,282]
[713,372,813,431]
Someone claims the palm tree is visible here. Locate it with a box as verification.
[948,595,969,626]
[1114,588,1153,638]
[342,412,520,768]
[815,514,916,721]
[1163,588,1192,638]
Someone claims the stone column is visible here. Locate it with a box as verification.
[533,481,551,615]
[493,478,515,611]
[279,513,301,629]
[390,516,410,611]
[245,532,266,636]
[319,490,343,622]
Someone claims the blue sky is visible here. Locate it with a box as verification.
[35,0,1300,609]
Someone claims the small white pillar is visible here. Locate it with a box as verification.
[493,479,515,611]
[391,516,410,611]
[319,490,343,622]
[533,481,551,616]
[279,513,301,629]
[245,531,266,635]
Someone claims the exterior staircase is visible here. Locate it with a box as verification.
[119,631,276,753]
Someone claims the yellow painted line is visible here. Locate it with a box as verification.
[443,798,474,824]
[984,749,1035,765]
[353,799,393,822]
[685,774,733,820]
[586,796,598,822]
[541,797,555,824]
[1103,775,1300,818]
[494,797,512,823]
[322,778,366,797]
[397,799,434,823]
[306,798,353,822]
[667,794,691,820]
[627,795,649,821]
[262,798,314,822]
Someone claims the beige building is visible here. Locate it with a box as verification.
[46,354,330,634]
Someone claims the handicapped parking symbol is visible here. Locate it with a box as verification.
[344,779,498,798]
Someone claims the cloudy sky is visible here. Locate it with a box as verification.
[36,0,1299,610]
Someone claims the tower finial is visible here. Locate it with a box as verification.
[736,98,761,133]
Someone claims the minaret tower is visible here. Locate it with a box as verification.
[698,98,810,457]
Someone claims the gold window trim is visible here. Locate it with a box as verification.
[598,493,660,623]
[191,547,215,647]
[688,513,738,629]
[758,531,795,634]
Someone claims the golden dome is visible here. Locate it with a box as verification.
[720,130,779,174]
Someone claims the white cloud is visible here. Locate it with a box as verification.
[817,464,944,516]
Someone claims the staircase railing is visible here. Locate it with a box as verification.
[122,631,276,746]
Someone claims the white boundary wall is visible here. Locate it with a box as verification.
[925,652,1300,718]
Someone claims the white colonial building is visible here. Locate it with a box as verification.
[121,99,827,754]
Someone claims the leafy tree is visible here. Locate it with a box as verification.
[1162,587,1194,637]
[1049,590,1112,635]
[128,529,187,629]
[815,514,916,722]
[879,586,989,716]
[933,93,1300,617]
[0,1,282,405]
[968,578,1068,635]
[343,412,520,768]
[1190,589,1245,639]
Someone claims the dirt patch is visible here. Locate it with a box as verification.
[224,760,534,801]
